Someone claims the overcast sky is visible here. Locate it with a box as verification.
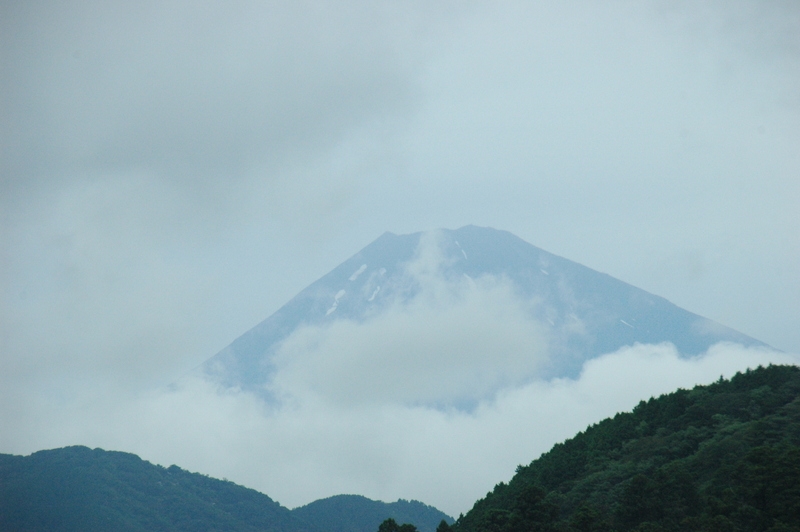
[2,0,799,517]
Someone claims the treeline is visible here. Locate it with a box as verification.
[376,517,454,532]
[437,364,800,532]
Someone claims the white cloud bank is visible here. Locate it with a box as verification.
[270,232,551,408]
[271,282,549,407]
[2,339,796,518]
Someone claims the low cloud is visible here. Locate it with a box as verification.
[2,339,796,518]
[271,286,549,407]
[270,231,550,408]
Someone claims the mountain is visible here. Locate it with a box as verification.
[0,446,314,532]
[293,495,453,532]
[446,364,800,531]
[203,225,766,392]
[0,446,453,532]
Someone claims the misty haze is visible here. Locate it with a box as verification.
[2,2,799,531]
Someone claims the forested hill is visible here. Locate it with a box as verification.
[0,445,317,532]
[0,446,452,532]
[293,494,453,532]
[447,364,800,532]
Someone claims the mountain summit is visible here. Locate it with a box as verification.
[202,226,765,397]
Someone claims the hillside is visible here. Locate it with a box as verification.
[294,494,453,532]
[448,364,800,531]
[0,446,451,532]
[0,446,316,532]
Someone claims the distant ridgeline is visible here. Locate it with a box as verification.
[294,494,452,532]
[0,447,452,532]
[440,364,800,532]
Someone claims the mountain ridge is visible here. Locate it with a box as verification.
[0,446,453,532]
[294,494,453,532]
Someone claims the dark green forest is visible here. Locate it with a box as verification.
[0,446,450,532]
[445,364,800,532]
[0,446,313,532]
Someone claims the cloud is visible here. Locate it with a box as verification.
[270,231,550,407]
[0,175,218,393]
[1,2,425,183]
[2,336,796,518]
[2,2,799,395]
[1,1,799,521]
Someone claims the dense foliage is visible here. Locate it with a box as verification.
[0,446,451,532]
[377,517,419,532]
[449,364,800,532]
[0,446,316,532]
[294,494,453,532]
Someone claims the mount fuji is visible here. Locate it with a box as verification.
[201,226,766,403]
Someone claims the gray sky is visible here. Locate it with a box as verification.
[2,0,799,517]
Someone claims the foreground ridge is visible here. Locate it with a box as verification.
[448,364,800,532]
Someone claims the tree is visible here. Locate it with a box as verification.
[378,518,400,532]
[377,517,419,532]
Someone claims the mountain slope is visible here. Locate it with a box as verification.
[0,446,317,532]
[292,494,453,532]
[0,446,453,532]
[448,364,800,531]
[203,225,766,392]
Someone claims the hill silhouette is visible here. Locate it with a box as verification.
[0,446,314,532]
[447,364,800,531]
[0,447,451,532]
[294,494,452,532]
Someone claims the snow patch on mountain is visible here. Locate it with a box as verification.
[349,264,367,281]
[326,290,347,316]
